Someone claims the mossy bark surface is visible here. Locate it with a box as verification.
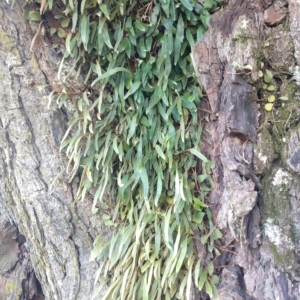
[193,0,300,298]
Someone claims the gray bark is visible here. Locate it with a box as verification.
[0,2,103,299]
[2,0,300,299]
[192,0,300,299]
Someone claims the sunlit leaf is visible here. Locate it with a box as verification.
[268,95,275,103]
[264,103,274,111]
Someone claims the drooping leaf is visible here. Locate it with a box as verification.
[80,14,90,51]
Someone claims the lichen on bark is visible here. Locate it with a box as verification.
[192,0,300,298]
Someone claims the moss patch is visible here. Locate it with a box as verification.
[261,167,297,272]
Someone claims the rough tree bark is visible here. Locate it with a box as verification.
[1,0,300,299]
[192,0,300,299]
[0,2,104,299]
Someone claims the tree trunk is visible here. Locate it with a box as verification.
[1,0,300,299]
[192,0,300,299]
[0,2,103,299]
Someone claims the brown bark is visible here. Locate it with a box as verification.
[0,2,103,299]
[192,0,300,299]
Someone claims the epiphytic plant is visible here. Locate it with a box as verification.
[22,0,223,298]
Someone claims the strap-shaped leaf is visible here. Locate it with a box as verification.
[80,14,89,50]
[92,67,131,86]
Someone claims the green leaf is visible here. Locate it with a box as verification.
[264,73,272,83]
[100,4,110,20]
[173,225,181,258]
[198,269,207,290]
[101,202,109,209]
[192,211,205,224]
[124,82,140,100]
[30,11,41,21]
[145,36,153,51]
[175,236,188,273]
[102,23,113,49]
[205,280,213,298]
[211,275,220,285]
[189,148,209,163]
[155,144,166,160]
[146,87,162,113]
[140,167,149,201]
[200,234,208,245]
[279,96,289,100]
[211,282,219,298]
[140,116,150,128]
[92,67,131,86]
[212,228,222,240]
[61,18,70,28]
[80,14,90,51]
[266,69,273,79]
[186,28,194,46]
[198,174,209,183]
[78,98,83,111]
[23,10,30,20]
[164,208,172,250]
[72,9,78,32]
[154,222,161,258]
[268,95,275,103]
[193,196,207,207]
[186,258,194,300]
[174,14,184,65]
[135,20,146,32]
[207,261,214,276]
[194,259,202,287]
[178,272,188,298]
[102,213,111,221]
[80,0,87,14]
[204,0,214,9]
[180,0,193,11]
[58,28,67,38]
[127,113,138,143]
[49,27,57,35]
[120,268,130,300]
[90,236,109,261]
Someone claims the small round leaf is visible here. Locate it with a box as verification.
[264,74,271,83]
[30,11,42,21]
[265,103,274,111]
[268,95,275,102]
[61,18,70,28]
